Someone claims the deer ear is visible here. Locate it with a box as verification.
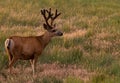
[43,24,50,31]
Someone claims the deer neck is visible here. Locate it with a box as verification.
[41,31,52,48]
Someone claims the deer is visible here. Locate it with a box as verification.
[4,8,63,76]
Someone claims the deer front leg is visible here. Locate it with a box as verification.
[30,57,38,77]
[30,59,35,76]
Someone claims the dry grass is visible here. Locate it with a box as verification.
[0,63,94,83]
[0,0,120,83]
[64,29,87,39]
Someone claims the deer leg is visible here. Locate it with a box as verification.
[6,50,13,67]
[9,57,18,74]
[30,59,34,75]
[8,54,13,65]
[30,57,38,77]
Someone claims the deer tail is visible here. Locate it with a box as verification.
[5,38,14,54]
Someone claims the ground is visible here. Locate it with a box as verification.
[0,63,94,83]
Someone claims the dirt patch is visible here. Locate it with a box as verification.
[1,63,94,82]
[37,63,93,81]
[0,72,7,83]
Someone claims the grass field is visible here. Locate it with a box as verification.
[0,0,120,83]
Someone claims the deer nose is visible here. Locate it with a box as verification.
[56,31,63,36]
[58,32,63,36]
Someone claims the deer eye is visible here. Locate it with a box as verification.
[51,29,57,32]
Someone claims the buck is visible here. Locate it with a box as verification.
[4,8,63,76]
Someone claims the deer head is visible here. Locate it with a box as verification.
[41,8,63,37]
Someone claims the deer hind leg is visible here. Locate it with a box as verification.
[6,51,14,73]
[9,57,18,74]
[8,53,13,65]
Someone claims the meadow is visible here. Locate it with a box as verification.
[0,0,120,83]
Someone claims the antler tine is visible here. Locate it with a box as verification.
[41,9,46,19]
[45,8,54,20]
[54,9,61,19]
[41,8,53,29]
[41,8,61,29]
[51,9,61,26]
